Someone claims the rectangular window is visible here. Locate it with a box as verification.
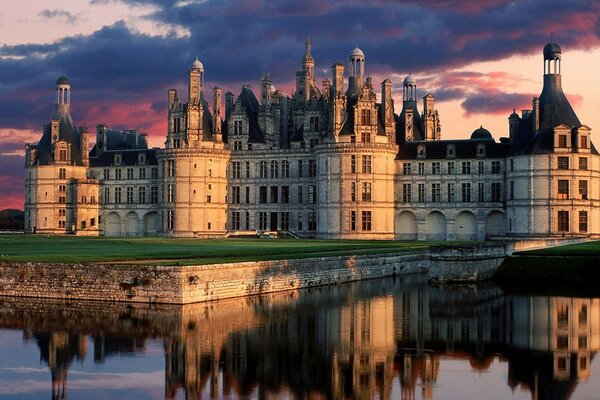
[447,183,455,202]
[151,167,158,179]
[432,183,441,203]
[402,183,412,203]
[232,161,241,178]
[361,131,371,143]
[234,121,242,135]
[362,182,372,202]
[260,161,267,178]
[447,162,455,174]
[418,183,425,203]
[59,168,66,179]
[432,162,440,174]
[167,184,174,203]
[245,161,251,178]
[103,169,110,180]
[558,180,569,199]
[418,162,425,175]
[151,186,158,204]
[308,212,316,231]
[127,168,134,180]
[167,211,174,230]
[297,160,303,178]
[351,155,357,173]
[558,211,569,232]
[360,109,372,125]
[350,211,356,231]
[478,182,484,202]
[579,211,588,233]
[478,161,484,174]
[491,183,501,202]
[115,187,122,204]
[270,161,278,178]
[403,163,411,175]
[580,135,589,149]
[462,162,471,174]
[461,183,471,202]
[281,212,290,230]
[362,155,372,174]
[245,186,250,204]
[167,160,175,177]
[510,181,514,200]
[558,134,568,148]
[282,161,289,178]
[491,161,500,174]
[309,116,319,132]
[231,212,240,230]
[308,160,317,177]
[104,187,110,204]
[579,180,588,199]
[245,211,250,230]
[139,168,146,180]
[232,186,240,204]
[259,186,267,203]
[115,169,122,180]
[281,186,290,203]
[308,185,316,204]
[270,186,278,203]
[126,187,134,204]
[298,185,303,204]
[361,211,372,231]
[298,212,303,231]
[579,157,588,170]
[258,212,268,230]
[558,157,569,169]
[351,182,357,202]
[139,186,146,204]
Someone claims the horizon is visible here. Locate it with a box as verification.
[1,0,600,209]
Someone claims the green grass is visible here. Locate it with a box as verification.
[514,240,600,256]
[0,234,448,265]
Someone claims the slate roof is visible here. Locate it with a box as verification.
[396,101,425,144]
[397,139,510,160]
[89,148,158,168]
[33,107,83,166]
[236,86,265,143]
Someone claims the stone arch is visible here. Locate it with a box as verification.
[425,211,447,241]
[455,211,477,241]
[124,211,140,236]
[395,211,418,240]
[485,211,506,238]
[143,212,160,236]
[104,212,121,237]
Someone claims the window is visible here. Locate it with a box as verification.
[491,183,501,202]
[232,162,241,178]
[579,180,588,199]
[447,183,455,202]
[298,212,303,231]
[580,305,588,326]
[258,212,268,230]
[167,210,174,230]
[362,182,372,202]
[139,168,146,180]
[298,185,303,203]
[308,185,316,204]
[403,163,411,175]
[308,160,317,177]
[478,182,484,202]
[351,155,357,173]
[90,196,96,204]
[432,183,441,202]
[491,161,500,174]
[432,162,440,174]
[478,161,484,174]
[298,160,303,177]
[418,183,425,203]
[245,161,251,178]
[167,185,174,203]
[259,186,267,203]
[233,141,242,151]
[558,180,569,199]
[234,120,242,135]
[510,159,514,171]
[557,335,569,350]
[245,211,250,230]
[447,162,455,174]
[167,160,175,177]
[360,109,371,125]
[351,182,357,202]
[259,161,268,178]
[558,211,569,232]
[150,186,158,204]
[232,186,240,204]
[270,161,278,178]
[81,195,87,204]
[231,212,240,230]
[579,335,588,349]
[245,186,250,204]
[270,186,278,203]
[151,167,158,179]
[510,181,514,200]
[282,160,290,178]
[361,131,371,143]
[126,187,134,204]
[580,135,589,149]
[127,168,134,180]
[402,183,411,203]
[309,116,319,132]
[90,218,95,227]
[281,186,290,203]
[103,169,110,180]
[418,162,425,175]
[462,162,471,174]
[59,168,66,179]
[308,212,316,231]
[461,183,471,202]
[558,134,567,148]
[579,211,588,233]
[350,211,356,231]
[115,169,122,180]
[139,186,146,204]
[281,212,290,230]
[558,157,569,169]
[361,211,372,231]
[115,187,122,204]
[362,155,372,173]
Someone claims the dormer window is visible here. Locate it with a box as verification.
[233,120,243,135]
[558,135,567,148]
[580,135,589,149]
[446,145,455,159]
[417,144,426,159]
[114,153,122,166]
[138,153,146,165]
[476,144,486,158]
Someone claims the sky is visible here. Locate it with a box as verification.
[1,0,599,210]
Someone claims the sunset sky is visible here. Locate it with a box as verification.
[1,0,599,209]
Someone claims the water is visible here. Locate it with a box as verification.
[0,274,599,399]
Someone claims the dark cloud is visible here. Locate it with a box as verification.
[39,9,79,24]
[461,92,535,116]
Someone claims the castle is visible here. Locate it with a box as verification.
[24,41,600,239]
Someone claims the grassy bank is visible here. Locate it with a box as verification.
[0,234,447,265]
[514,240,600,256]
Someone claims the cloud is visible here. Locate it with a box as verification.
[39,9,79,24]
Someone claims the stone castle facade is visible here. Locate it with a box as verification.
[24,41,600,239]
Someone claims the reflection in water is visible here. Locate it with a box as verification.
[0,274,599,399]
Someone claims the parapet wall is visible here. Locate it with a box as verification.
[0,252,429,304]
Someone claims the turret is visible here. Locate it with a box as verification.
[381,79,394,127]
[55,76,71,118]
[212,87,222,142]
[302,37,315,83]
[189,57,204,104]
[347,46,365,96]
[260,73,272,106]
[508,109,520,141]
[79,125,89,166]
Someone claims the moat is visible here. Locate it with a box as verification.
[0,273,599,400]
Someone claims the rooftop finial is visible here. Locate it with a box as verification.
[550,31,554,42]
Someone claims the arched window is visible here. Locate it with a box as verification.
[259,161,267,178]
[282,160,290,178]
[270,161,279,178]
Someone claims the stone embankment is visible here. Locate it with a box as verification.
[0,237,587,304]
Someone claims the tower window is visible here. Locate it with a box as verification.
[558,211,569,232]
[360,109,371,125]
[558,134,568,148]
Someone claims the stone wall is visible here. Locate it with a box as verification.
[0,252,429,304]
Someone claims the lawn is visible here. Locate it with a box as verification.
[0,234,446,265]
[514,240,600,256]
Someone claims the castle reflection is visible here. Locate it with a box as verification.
[0,274,598,400]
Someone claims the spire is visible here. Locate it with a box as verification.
[304,37,313,60]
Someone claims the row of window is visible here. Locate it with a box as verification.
[350,155,373,174]
[232,160,317,179]
[557,134,589,149]
[557,180,588,200]
[103,186,159,204]
[103,167,159,181]
[401,182,503,203]
[402,160,502,176]
[558,210,588,233]
[230,211,317,231]
[557,156,589,170]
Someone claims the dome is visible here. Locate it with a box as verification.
[350,46,364,58]
[191,57,204,70]
[509,108,519,119]
[56,76,70,86]
[404,75,416,85]
[543,42,561,59]
[471,126,493,140]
